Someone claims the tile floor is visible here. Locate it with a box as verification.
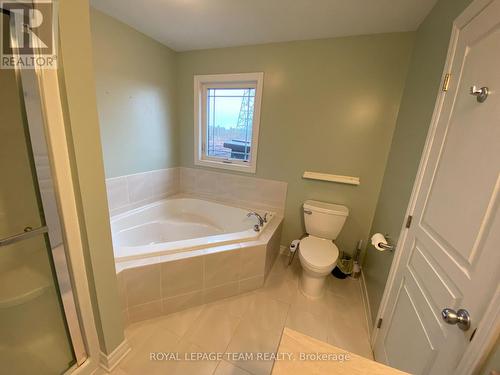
[109,254,372,375]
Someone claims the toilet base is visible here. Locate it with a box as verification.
[299,269,328,299]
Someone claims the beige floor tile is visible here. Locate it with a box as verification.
[327,275,362,302]
[225,294,289,375]
[327,322,373,360]
[285,305,329,342]
[268,254,300,282]
[206,292,255,318]
[243,293,290,331]
[116,260,374,374]
[170,338,220,375]
[268,253,289,274]
[214,360,252,375]
[118,327,180,375]
[327,291,368,333]
[326,292,373,359]
[125,319,162,348]
[108,367,129,375]
[155,305,204,338]
[184,302,241,352]
[257,272,297,304]
[291,288,334,317]
[226,319,284,375]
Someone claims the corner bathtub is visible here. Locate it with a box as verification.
[111,197,274,262]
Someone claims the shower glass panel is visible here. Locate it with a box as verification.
[0,13,78,373]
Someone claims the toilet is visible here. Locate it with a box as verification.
[299,200,349,298]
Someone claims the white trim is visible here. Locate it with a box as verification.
[36,67,101,374]
[372,0,499,372]
[98,339,131,373]
[193,72,264,174]
[359,270,373,339]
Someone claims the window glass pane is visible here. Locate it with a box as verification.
[206,88,255,161]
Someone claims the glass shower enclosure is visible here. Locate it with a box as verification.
[0,10,86,374]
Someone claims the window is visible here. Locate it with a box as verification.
[194,73,263,173]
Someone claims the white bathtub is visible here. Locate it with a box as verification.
[111,197,274,262]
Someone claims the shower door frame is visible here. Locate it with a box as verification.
[31,43,102,375]
[1,5,102,374]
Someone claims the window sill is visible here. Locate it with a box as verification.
[195,158,256,174]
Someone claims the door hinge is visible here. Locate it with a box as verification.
[377,318,383,329]
[406,215,413,229]
[442,73,451,92]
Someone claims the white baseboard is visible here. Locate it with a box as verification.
[98,339,131,373]
[360,270,373,338]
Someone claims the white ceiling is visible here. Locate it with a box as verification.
[90,0,438,51]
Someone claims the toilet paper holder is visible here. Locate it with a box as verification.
[378,234,395,252]
[378,241,395,252]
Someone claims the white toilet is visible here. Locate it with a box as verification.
[299,200,349,299]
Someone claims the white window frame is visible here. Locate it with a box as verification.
[194,72,264,173]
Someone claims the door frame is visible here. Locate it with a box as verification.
[371,0,500,372]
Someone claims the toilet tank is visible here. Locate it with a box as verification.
[303,200,349,240]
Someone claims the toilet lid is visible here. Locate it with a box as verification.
[299,236,339,270]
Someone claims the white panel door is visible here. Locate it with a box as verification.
[373,1,500,374]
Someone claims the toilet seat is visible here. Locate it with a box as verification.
[299,236,339,272]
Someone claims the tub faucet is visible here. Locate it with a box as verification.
[247,212,264,226]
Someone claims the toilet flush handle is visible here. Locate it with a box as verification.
[304,209,312,215]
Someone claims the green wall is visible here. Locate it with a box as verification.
[177,34,415,252]
[363,0,473,324]
[90,9,178,178]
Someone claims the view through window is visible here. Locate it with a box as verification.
[206,88,256,161]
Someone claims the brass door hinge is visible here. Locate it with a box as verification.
[442,73,451,92]
[406,215,413,229]
[377,318,383,329]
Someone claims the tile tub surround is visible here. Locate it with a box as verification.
[179,167,288,214]
[106,167,287,217]
[105,167,180,216]
[116,218,283,326]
